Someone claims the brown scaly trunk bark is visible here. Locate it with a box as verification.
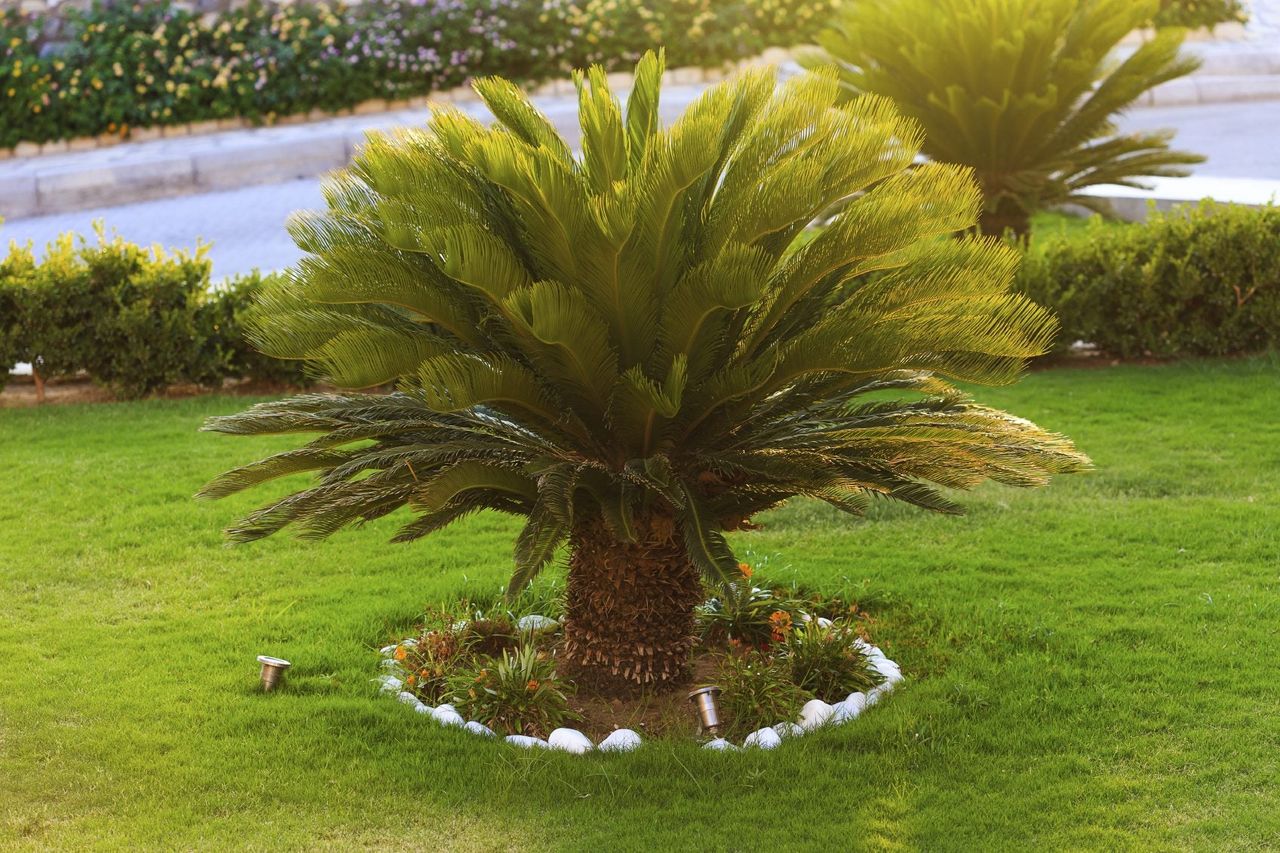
[978,199,1032,242]
[32,367,46,404]
[560,512,704,698]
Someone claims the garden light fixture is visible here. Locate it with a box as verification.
[688,685,723,735]
[257,655,291,692]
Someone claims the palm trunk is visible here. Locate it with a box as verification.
[978,200,1032,241]
[560,512,704,697]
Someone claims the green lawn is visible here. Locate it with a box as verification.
[2,357,1278,850]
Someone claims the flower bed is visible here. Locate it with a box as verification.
[370,573,904,753]
[0,0,831,149]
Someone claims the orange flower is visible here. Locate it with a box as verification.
[738,562,753,579]
[406,674,416,686]
[393,646,407,660]
[768,610,792,642]
[526,679,540,692]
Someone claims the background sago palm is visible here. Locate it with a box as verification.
[199,52,1090,696]
[802,0,1203,238]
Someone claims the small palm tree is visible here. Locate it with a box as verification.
[199,53,1089,696]
[802,0,1203,238]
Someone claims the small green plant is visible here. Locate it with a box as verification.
[397,620,474,704]
[716,650,813,740]
[462,617,519,659]
[784,621,884,698]
[448,645,578,738]
[698,578,805,650]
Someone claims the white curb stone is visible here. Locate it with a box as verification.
[464,721,496,737]
[375,675,402,693]
[516,615,558,632]
[799,699,835,730]
[505,735,549,749]
[548,728,594,753]
[395,691,420,706]
[745,727,783,749]
[703,738,739,751]
[598,729,643,752]
[413,703,434,715]
[431,707,466,727]
[773,721,805,739]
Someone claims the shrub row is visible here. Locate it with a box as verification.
[1155,0,1247,29]
[1018,202,1280,358]
[0,0,831,148]
[0,227,307,398]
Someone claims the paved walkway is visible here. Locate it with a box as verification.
[2,96,1277,280]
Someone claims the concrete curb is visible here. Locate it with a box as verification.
[1077,175,1280,221]
[2,49,1278,220]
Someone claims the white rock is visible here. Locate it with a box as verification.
[431,707,465,727]
[516,614,558,632]
[744,727,782,749]
[872,658,903,685]
[464,721,495,737]
[773,721,805,739]
[395,690,421,706]
[380,658,402,670]
[817,617,833,629]
[835,692,868,723]
[505,735,549,749]
[598,729,643,752]
[375,675,403,693]
[399,638,419,648]
[548,727,594,753]
[379,644,397,655]
[864,686,884,706]
[413,703,434,715]
[703,738,739,751]
[451,620,469,631]
[799,699,835,730]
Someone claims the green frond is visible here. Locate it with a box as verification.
[202,52,1089,596]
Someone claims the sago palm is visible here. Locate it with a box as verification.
[801,0,1203,237]
[198,52,1089,696]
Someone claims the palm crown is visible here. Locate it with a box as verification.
[200,52,1088,693]
[803,0,1203,237]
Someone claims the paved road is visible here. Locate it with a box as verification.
[3,97,1276,280]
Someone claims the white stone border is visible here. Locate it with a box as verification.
[374,613,903,754]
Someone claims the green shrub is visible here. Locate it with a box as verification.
[1019,203,1280,357]
[0,228,309,398]
[716,650,812,740]
[1154,0,1247,29]
[1,0,833,148]
[784,621,883,698]
[199,273,312,387]
[802,0,1201,238]
[447,645,578,738]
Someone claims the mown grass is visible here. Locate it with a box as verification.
[2,357,1278,850]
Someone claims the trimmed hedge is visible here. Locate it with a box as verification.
[0,228,307,397]
[1018,202,1280,358]
[1155,0,1247,29]
[0,0,831,148]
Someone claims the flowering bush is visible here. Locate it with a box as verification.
[1,0,832,148]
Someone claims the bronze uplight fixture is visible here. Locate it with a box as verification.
[257,655,291,692]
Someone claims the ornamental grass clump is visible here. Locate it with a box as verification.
[448,645,578,738]
[199,51,1089,697]
[802,0,1203,238]
[785,620,883,698]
